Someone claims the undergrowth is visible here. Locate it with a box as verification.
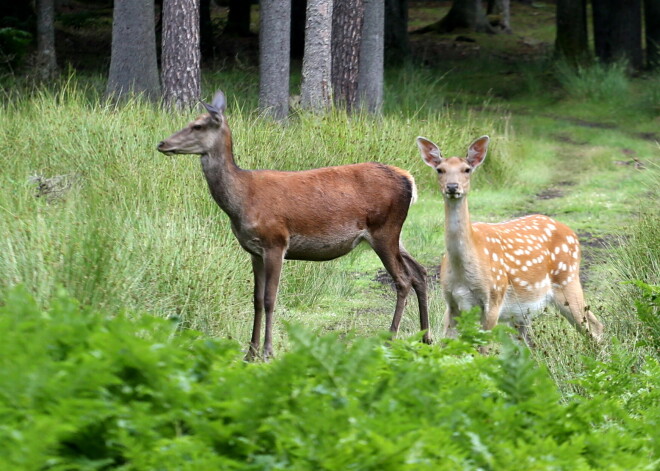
[1,286,659,470]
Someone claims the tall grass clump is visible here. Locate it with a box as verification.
[603,163,660,348]
[554,60,630,105]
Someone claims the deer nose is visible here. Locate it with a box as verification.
[157,141,165,150]
[446,183,459,194]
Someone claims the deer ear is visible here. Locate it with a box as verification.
[211,90,226,114]
[202,101,219,116]
[417,137,443,168]
[466,135,489,168]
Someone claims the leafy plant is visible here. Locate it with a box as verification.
[629,280,660,354]
[0,27,32,68]
[1,286,660,469]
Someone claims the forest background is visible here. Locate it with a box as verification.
[0,0,659,469]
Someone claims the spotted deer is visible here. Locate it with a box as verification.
[157,90,430,360]
[417,135,603,343]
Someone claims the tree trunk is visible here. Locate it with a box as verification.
[161,0,201,110]
[555,0,588,63]
[332,0,365,112]
[300,0,333,112]
[259,0,291,120]
[494,0,511,32]
[592,0,613,61]
[36,0,57,81]
[357,0,384,113]
[593,0,643,69]
[225,0,252,36]
[291,0,307,59]
[106,0,161,101]
[415,0,495,34]
[645,0,660,68]
[384,0,409,63]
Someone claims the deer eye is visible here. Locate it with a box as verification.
[436,168,445,174]
[192,124,202,131]
[463,167,471,173]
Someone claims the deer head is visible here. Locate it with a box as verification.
[417,135,489,199]
[157,91,230,156]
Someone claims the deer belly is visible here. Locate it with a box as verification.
[499,288,553,323]
[285,232,365,261]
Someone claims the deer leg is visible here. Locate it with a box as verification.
[482,302,500,331]
[246,255,266,361]
[372,241,412,339]
[262,248,285,361]
[513,316,535,348]
[552,281,604,341]
[442,307,455,337]
[401,248,431,344]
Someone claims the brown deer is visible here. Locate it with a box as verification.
[417,135,603,344]
[157,90,430,360]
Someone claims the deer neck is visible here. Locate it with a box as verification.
[200,136,246,219]
[443,196,478,269]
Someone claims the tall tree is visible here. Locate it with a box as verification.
[492,0,511,32]
[161,0,201,109]
[35,0,57,81]
[106,0,160,100]
[331,0,365,112]
[357,0,384,113]
[384,0,409,62]
[592,0,643,69]
[645,0,660,68]
[300,0,333,111]
[415,0,495,34]
[555,0,588,63]
[259,0,291,120]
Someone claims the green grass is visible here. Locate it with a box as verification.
[1,56,658,383]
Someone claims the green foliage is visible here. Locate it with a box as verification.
[1,286,660,469]
[628,281,660,355]
[0,27,32,68]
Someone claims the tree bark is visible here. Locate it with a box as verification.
[161,0,201,110]
[555,0,588,63]
[415,0,495,34]
[384,0,409,63]
[332,0,365,112]
[494,0,511,32]
[593,0,643,69]
[106,0,161,101]
[357,0,384,113]
[645,0,660,68]
[300,0,333,112]
[259,0,291,120]
[36,0,57,81]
